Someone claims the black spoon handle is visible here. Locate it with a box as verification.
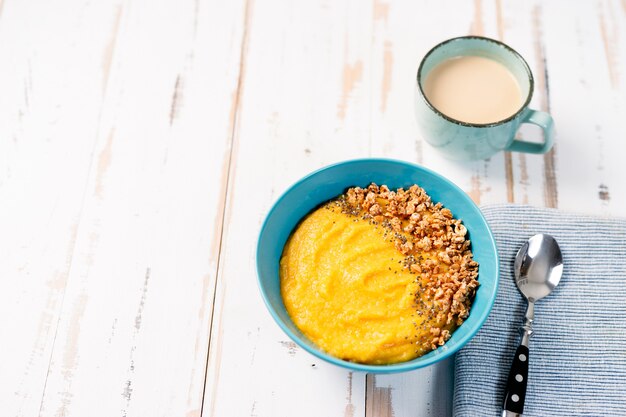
[502,344,529,416]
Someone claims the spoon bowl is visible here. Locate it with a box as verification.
[514,234,564,302]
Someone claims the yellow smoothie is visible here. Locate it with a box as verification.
[280,204,452,364]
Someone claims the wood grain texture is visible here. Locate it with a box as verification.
[0,0,247,416]
[368,356,455,417]
[0,2,125,415]
[539,0,626,215]
[1,1,625,417]
[365,375,394,417]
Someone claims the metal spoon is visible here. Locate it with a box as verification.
[502,234,564,417]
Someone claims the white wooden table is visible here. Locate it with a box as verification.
[1,1,625,416]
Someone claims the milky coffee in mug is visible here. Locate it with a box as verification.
[415,36,554,161]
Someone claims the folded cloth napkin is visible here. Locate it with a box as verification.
[454,204,626,417]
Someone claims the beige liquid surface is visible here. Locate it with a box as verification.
[423,55,524,124]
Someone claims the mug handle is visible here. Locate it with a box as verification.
[505,109,554,154]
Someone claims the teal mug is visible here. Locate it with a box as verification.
[415,36,554,161]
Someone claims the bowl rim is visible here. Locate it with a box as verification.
[256,157,499,373]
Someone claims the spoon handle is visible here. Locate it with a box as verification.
[502,344,529,416]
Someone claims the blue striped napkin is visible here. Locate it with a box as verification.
[454,204,626,417]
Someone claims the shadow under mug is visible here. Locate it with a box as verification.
[415,36,554,161]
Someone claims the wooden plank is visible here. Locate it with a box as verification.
[0,2,124,415]
[203,0,381,415]
[492,0,626,214]
[540,0,626,215]
[367,356,454,417]
[33,0,247,416]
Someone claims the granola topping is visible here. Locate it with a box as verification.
[334,183,479,353]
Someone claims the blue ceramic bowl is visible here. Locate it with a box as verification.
[257,158,499,373]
